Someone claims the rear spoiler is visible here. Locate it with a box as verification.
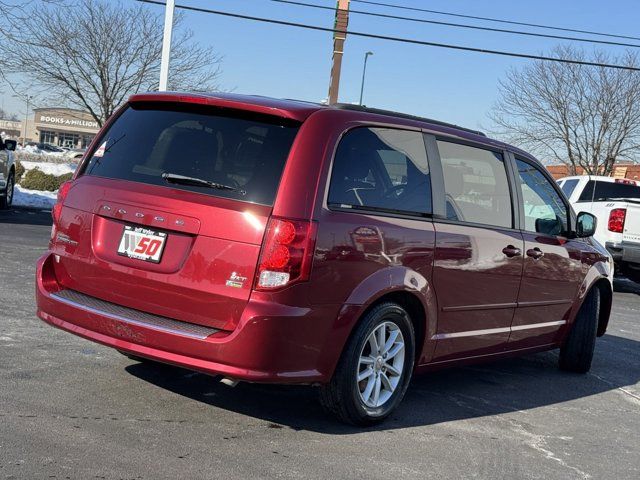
[128,92,314,122]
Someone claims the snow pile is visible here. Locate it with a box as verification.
[20,145,64,157]
[13,185,57,209]
[11,161,75,209]
[20,161,75,176]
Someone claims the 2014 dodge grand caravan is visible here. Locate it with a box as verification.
[36,93,613,425]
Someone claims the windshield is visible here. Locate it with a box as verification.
[81,103,300,205]
[577,180,640,202]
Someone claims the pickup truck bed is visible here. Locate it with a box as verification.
[558,176,640,282]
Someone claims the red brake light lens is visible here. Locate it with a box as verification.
[608,208,626,233]
[255,217,317,290]
[52,180,72,225]
[615,178,637,185]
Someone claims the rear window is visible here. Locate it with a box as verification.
[81,103,300,205]
[577,180,640,202]
[560,179,579,198]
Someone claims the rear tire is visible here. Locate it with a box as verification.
[0,171,14,210]
[559,289,600,373]
[319,302,415,426]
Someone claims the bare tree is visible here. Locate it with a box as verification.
[489,46,640,175]
[0,0,222,126]
[0,1,64,32]
[0,107,19,121]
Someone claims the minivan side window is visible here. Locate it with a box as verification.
[437,141,512,228]
[328,127,432,216]
[515,158,568,236]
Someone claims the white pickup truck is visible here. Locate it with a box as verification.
[558,175,640,282]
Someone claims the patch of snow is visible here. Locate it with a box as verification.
[20,161,75,176]
[19,145,64,157]
[13,185,57,209]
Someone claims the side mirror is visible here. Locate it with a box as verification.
[3,139,17,151]
[576,211,597,238]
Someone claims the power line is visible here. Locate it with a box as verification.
[270,0,640,49]
[134,0,640,72]
[351,0,640,43]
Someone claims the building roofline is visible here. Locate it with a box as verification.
[32,107,94,114]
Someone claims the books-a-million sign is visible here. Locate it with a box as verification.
[39,114,98,129]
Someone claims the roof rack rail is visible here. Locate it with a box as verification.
[333,103,486,137]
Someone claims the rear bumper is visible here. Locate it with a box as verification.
[36,253,349,384]
[605,241,640,266]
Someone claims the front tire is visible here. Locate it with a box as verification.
[319,302,415,426]
[0,171,14,210]
[559,288,600,373]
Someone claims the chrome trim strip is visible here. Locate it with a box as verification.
[434,326,510,340]
[510,320,567,331]
[50,291,218,340]
[433,320,567,340]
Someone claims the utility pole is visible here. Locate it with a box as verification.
[327,0,350,105]
[17,94,33,145]
[359,51,373,105]
[159,0,175,91]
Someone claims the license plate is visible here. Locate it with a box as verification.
[117,225,167,263]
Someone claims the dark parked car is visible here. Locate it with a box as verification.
[0,135,17,209]
[26,142,65,153]
[36,93,612,425]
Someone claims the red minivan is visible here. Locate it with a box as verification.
[36,93,613,425]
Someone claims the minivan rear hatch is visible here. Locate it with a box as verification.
[51,98,301,331]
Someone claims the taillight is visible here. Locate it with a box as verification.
[608,208,626,233]
[254,217,317,290]
[615,178,637,185]
[52,180,72,225]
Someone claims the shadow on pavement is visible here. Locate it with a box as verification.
[0,207,53,226]
[614,276,640,295]
[126,333,639,434]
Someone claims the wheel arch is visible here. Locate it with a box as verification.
[573,267,612,338]
[592,278,612,337]
[357,290,428,363]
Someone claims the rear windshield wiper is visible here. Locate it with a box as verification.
[162,173,246,196]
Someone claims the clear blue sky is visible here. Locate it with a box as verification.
[3,0,640,131]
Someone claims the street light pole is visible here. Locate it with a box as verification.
[359,51,373,106]
[23,95,32,145]
[159,0,175,91]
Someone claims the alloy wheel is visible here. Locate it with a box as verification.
[6,176,13,206]
[357,321,405,408]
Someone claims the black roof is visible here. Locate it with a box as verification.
[332,103,486,137]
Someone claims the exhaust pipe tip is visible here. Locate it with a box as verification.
[220,377,239,387]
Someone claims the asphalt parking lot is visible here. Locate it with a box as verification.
[1,207,639,480]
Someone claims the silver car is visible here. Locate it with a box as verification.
[0,136,17,209]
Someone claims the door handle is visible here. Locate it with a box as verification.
[502,245,522,257]
[526,247,544,260]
